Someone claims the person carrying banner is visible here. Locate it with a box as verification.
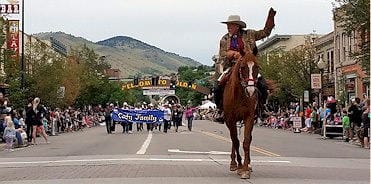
[146,104,154,132]
[104,104,113,134]
[122,102,131,133]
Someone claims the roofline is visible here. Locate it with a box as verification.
[314,31,334,47]
[257,34,292,51]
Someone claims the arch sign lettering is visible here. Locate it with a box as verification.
[121,79,210,95]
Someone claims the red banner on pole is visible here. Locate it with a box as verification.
[7,20,19,58]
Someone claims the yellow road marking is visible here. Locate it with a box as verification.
[198,130,280,157]
[251,146,281,157]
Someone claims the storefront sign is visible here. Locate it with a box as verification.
[311,74,322,89]
[0,4,19,14]
[346,78,355,91]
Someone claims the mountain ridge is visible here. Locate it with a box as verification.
[33,32,201,77]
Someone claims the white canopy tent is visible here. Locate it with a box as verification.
[199,101,216,109]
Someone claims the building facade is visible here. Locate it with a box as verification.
[257,15,369,106]
[314,32,335,101]
[104,68,122,80]
[333,10,368,104]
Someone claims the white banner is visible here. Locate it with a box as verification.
[142,86,169,90]
[143,89,175,96]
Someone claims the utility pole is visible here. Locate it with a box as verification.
[21,0,25,90]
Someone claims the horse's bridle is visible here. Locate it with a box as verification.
[238,62,258,98]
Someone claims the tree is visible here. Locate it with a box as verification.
[64,46,146,107]
[334,0,370,74]
[176,65,213,106]
[259,37,318,107]
[24,40,66,107]
[69,46,129,107]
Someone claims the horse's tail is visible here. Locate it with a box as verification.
[266,79,278,94]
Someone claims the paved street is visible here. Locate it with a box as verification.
[0,120,369,184]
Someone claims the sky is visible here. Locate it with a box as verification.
[3,0,335,66]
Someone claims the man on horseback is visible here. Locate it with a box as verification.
[214,8,276,122]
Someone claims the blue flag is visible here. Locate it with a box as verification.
[111,108,164,124]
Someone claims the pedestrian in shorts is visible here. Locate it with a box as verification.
[342,109,350,142]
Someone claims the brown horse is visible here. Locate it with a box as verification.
[223,51,259,179]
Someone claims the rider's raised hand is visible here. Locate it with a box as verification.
[264,7,276,32]
[268,7,276,17]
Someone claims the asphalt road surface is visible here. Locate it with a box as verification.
[0,120,369,184]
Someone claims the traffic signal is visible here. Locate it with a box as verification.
[152,76,160,86]
[133,76,139,85]
[170,79,176,89]
[188,81,192,88]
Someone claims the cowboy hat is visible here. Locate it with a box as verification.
[221,15,246,28]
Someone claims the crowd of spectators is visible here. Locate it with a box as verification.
[257,96,370,149]
[0,94,109,151]
[2,93,369,151]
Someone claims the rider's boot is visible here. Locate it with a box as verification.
[256,75,269,121]
[214,83,225,122]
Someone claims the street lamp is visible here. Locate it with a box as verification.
[317,56,327,106]
[317,56,327,71]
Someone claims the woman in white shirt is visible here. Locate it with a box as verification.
[163,104,172,133]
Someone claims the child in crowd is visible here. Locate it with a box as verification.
[342,109,350,142]
[278,117,286,129]
[268,114,277,128]
[3,116,16,151]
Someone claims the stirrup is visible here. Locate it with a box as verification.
[215,111,224,122]
[256,104,269,121]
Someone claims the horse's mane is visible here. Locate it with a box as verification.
[229,59,242,97]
